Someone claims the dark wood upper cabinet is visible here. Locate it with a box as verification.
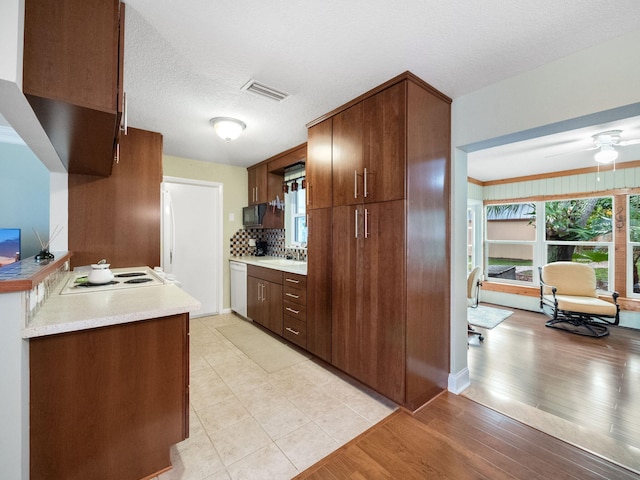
[362,82,406,203]
[247,164,268,205]
[247,143,306,229]
[306,120,333,210]
[23,0,125,177]
[332,103,364,207]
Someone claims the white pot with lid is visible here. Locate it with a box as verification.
[87,262,114,284]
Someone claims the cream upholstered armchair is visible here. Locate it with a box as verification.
[539,261,620,337]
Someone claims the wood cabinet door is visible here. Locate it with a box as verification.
[306,119,333,210]
[264,281,283,335]
[363,82,406,204]
[332,103,364,207]
[331,204,364,378]
[248,164,268,205]
[68,127,162,269]
[23,0,122,112]
[247,276,262,323]
[360,200,406,403]
[306,207,332,361]
[30,314,188,480]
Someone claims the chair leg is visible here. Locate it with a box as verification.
[544,314,609,338]
[468,323,484,341]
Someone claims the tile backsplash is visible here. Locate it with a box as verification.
[230,228,307,261]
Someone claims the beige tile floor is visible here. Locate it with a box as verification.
[153,313,397,480]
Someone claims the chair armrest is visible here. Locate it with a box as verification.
[538,266,558,309]
[538,267,558,295]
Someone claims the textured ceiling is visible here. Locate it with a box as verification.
[121,1,640,170]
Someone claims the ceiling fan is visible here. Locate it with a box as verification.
[546,130,640,163]
[591,130,640,163]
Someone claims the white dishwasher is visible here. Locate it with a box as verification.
[230,261,247,318]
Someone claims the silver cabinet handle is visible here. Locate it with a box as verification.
[364,208,369,238]
[285,327,300,336]
[285,292,300,299]
[364,167,368,198]
[355,208,359,238]
[121,91,128,135]
[354,170,358,198]
[286,307,300,314]
[285,278,300,284]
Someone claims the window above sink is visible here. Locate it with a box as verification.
[284,164,307,247]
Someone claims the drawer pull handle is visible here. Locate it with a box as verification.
[286,307,300,314]
[285,293,300,299]
[286,327,300,336]
[285,278,300,284]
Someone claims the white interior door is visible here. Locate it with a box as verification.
[161,177,222,316]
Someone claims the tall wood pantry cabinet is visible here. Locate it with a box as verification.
[68,127,163,269]
[306,72,451,410]
[306,122,333,362]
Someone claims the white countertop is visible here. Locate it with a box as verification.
[230,255,307,275]
[23,269,201,339]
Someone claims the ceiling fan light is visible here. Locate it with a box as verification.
[594,145,618,164]
[210,117,246,141]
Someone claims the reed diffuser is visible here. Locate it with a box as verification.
[34,225,62,262]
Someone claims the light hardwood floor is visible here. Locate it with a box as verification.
[295,306,640,479]
[466,305,640,472]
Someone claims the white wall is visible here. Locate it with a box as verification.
[0,0,22,85]
[449,27,640,393]
[0,292,29,480]
[49,172,69,252]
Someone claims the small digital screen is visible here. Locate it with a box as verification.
[0,228,21,268]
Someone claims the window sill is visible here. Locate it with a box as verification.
[483,280,640,312]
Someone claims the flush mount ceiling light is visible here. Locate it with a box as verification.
[210,117,246,142]
[594,143,618,164]
[593,131,621,164]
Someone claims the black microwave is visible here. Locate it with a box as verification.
[243,203,267,227]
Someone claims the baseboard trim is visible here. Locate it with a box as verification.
[448,368,470,394]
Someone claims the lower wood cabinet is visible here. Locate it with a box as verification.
[282,272,307,348]
[247,265,283,335]
[29,314,189,480]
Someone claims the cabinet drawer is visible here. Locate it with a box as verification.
[247,265,283,284]
[283,316,306,349]
[283,301,306,321]
[283,272,306,289]
[283,285,307,305]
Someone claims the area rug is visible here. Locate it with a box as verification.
[216,321,309,373]
[468,305,513,329]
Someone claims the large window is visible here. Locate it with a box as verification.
[485,203,536,283]
[485,197,613,289]
[628,195,640,296]
[284,168,307,246]
[544,197,612,290]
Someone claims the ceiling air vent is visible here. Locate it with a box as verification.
[241,79,290,102]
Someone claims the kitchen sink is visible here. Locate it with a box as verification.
[260,259,306,266]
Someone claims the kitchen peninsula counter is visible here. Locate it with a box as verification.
[28,267,198,480]
[24,269,201,338]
